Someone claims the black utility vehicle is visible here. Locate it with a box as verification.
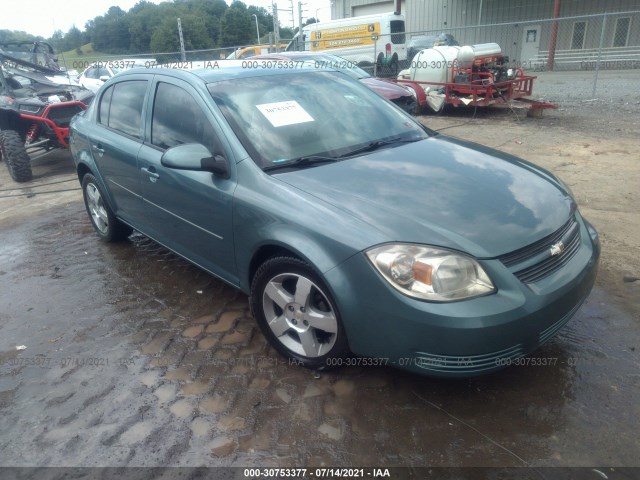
[0,41,93,182]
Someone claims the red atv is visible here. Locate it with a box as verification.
[0,41,93,182]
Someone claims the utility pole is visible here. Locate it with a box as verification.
[272,3,280,48]
[252,14,260,44]
[297,1,306,51]
[177,18,186,61]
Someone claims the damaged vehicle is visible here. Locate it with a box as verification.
[0,41,93,182]
[70,65,599,377]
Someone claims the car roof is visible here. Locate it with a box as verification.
[119,60,335,84]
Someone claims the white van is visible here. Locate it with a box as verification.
[287,12,407,72]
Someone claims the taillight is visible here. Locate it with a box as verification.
[386,43,391,56]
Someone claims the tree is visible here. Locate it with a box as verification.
[61,26,83,52]
[129,1,167,52]
[150,14,213,54]
[0,30,42,43]
[91,6,131,53]
[220,1,253,47]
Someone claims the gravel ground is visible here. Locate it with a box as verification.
[0,99,639,470]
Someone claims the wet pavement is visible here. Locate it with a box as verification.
[1,197,640,467]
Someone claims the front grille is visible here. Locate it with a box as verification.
[44,104,85,127]
[413,344,525,374]
[497,215,582,284]
[498,216,576,267]
[513,225,581,283]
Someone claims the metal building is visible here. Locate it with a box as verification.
[330,0,640,67]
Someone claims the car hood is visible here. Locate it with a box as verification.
[360,77,412,100]
[275,136,574,258]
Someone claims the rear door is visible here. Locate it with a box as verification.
[137,76,238,284]
[90,77,149,223]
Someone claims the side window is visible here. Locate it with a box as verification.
[85,67,98,79]
[97,68,110,78]
[240,50,256,59]
[151,82,222,154]
[108,80,147,138]
[98,85,113,125]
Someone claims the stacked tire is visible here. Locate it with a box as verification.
[0,130,32,182]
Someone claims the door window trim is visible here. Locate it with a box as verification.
[95,77,151,142]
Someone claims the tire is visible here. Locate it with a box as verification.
[250,256,350,370]
[81,173,132,242]
[390,56,399,76]
[0,130,32,182]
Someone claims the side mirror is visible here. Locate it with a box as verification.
[99,75,109,82]
[161,143,230,178]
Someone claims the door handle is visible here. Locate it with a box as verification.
[92,144,104,156]
[141,166,160,182]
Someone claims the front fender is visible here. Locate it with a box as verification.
[232,161,387,293]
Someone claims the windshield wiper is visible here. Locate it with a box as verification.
[336,136,422,158]
[263,156,338,172]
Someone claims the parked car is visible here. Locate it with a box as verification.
[254,52,418,114]
[78,59,150,93]
[69,64,599,377]
[407,33,458,63]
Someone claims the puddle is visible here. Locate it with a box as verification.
[1,204,639,467]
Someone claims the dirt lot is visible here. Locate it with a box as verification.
[0,104,639,470]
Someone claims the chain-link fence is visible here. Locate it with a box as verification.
[400,10,640,102]
[56,11,639,104]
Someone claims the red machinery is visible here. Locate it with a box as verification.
[395,43,556,114]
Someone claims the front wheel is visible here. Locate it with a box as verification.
[0,130,32,182]
[81,173,132,242]
[250,256,350,369]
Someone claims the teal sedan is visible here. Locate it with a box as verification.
[69,63,599,376]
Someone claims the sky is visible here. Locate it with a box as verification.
[0,0,333,38]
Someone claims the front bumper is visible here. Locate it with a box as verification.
[324,214,600,377]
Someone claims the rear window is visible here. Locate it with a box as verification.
[390,20,406,45]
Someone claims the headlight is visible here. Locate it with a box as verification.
[366,244,495,302]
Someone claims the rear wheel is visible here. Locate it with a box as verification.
[0,130,32,182]
[250,256,350,370]
[81,173,132,242]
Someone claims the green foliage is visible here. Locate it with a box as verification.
[221,1,254,47]
[150,14,213,53]
[0,30,43,43]
[4,0,285,56]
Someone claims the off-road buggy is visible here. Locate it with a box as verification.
[0,41,94,182]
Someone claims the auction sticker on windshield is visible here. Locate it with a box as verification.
[256,101,314,127]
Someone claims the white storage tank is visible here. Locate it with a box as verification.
[405,43,503,84]
[408,46,461,84]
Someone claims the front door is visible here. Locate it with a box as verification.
[521,25,541,64]
[137,78,237,284]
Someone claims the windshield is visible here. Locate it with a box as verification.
[208,71,430,169]
[0,41,60,72]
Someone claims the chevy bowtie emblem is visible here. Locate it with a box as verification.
[550,241,565,256]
